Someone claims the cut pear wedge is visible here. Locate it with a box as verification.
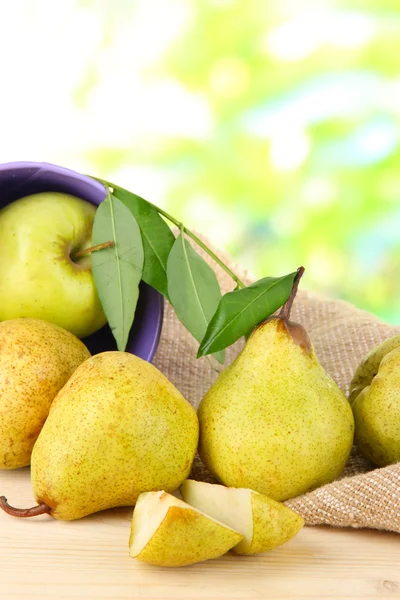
[129,490,243,567]
[180,480,304,555]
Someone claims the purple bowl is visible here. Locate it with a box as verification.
[0,161,164,362]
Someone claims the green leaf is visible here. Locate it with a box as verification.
[112,188,175,298]
[167,233,225,364]
[197,271,297,357]
[91,193,144,351]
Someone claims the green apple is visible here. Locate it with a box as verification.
[0,192,106,338]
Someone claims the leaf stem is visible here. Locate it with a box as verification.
[93,177,246,290]
[72,240,115,260]
[155,206,246,289]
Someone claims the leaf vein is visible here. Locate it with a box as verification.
[109,195,125,342]
[202,275,291,350]
[181,236,208,329]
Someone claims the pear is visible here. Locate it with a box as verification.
[180,480,304,555]
[0,352,199,520]
[0,318,90,469]
[198,268,354,502]
[349,334,400,405]
[352,346,400,466]
[129,490,243,567]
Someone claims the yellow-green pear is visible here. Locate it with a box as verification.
[198,268,354,502]
[0,318,90,469]
[0,352,198,520]
[129,490,243,567]
[180,480,304,555]
[352,346,400,466]
[349,334,400,405]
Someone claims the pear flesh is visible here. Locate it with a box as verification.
[349,334,400,405]
[198,271,354,502]
[26,351,199,520]
[352,346,400,466]
[180,480,304,555]
[0,318,90,469]
[129,490,243,567]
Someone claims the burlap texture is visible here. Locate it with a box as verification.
[152,236,400,534]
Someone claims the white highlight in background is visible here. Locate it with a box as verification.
[269,126,310,171]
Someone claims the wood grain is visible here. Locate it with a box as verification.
[0,468,399,600]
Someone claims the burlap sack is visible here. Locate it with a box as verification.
[153,236,400,534]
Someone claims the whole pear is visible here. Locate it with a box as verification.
[349,334,400,405]
[198,268,354,502]
[352,346,400,466]
[0,318,90,469]
[0,351,198,520]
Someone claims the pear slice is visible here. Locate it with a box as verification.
[180,480,304,555]
[129,490,243,567]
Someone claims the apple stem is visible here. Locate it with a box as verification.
[0,496,51,518]
[73,240,115,260]
[278,266,305,320]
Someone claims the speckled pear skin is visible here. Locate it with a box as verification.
[349,334,400,405]
[180,479,304,555]
[198,317,355,502]
[352,346,400,467]
[31,351,199,520]
[130,492,243,567]
[0,318,91,469]
[243,489,304,555]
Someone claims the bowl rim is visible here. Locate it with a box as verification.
[0,160,164,363]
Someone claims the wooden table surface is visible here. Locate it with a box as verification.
[1,468,399,600]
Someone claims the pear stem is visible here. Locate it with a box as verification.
[0,496,51,518]
[278,266,305,320]
[72,240,115,260]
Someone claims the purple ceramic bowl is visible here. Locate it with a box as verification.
[0,161,164,362]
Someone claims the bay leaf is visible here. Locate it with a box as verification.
[197,271,297,357]
[113,188,175,298]
[167,233,225,364]
[91,193,144,352]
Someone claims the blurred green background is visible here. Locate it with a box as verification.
[2,0,400,322]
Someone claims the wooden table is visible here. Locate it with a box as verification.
[1,468,399,600]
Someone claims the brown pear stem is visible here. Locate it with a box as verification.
[278,266,305,320]
[0,496,51,518]
[72,240,115,260]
